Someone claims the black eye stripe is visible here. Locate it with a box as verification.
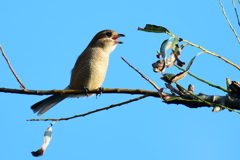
[105,32,112,37]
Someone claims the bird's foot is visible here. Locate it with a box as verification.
[96,87,104,99]
[82,87,90,97]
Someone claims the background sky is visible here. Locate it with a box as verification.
[1,0,240,160]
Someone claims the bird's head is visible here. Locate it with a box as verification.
[88,30,125,53]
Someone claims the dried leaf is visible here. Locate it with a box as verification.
[161,72,187,83]
[165,47,185,68]
[160,73,175,83]
[156,51,162,58]
[165,53,176,68]
[152,60,165,73]
[174,53,185,67]
[171,72,187,83]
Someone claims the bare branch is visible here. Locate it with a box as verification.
[232,0,240,26]
[121,57,160,90]
[219,0,240,43]
[0,45,26,89]
[27,94,149,121]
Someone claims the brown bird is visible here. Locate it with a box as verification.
[31,30,125,116]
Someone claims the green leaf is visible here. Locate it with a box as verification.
[173,45,179,56]
[138,24,170,33]
[160,39,171,59]
[185,52,203,71]
[180,44,188,50]
[164,73,175,78]
[171,37,179,51]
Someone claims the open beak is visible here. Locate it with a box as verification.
[112,34,125,44]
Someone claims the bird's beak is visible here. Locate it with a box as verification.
[112,34,125,44]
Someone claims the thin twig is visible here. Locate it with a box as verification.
[232,0,240,26]
[0,45,26,89]
[219,0,240,43]
[121,57,160,90]
[27,94,149,121]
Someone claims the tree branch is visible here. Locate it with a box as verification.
[163,83,240,112]
[219,0,240,43]
[0,87,160,97]
[0,45,26,89]
[121,57,160,90]
[174,64,229,93]
[232,0,240,26]
[166,31,240,69]
[27,94,149,121]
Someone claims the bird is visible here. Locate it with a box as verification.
[31,30,125,116]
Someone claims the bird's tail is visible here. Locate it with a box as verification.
[31,95,67,116]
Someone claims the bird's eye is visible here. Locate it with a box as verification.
[105,32,112,37]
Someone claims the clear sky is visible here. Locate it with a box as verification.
[1,0,240,160]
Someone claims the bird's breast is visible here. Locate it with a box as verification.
[69,47,110,90]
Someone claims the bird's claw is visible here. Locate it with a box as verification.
[83,87,90,97]
[96,87,104,99]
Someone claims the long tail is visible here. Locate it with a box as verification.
[31,95,67,116]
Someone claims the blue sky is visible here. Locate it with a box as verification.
[1,0,240,160]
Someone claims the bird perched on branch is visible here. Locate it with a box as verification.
[31,30,125,116]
